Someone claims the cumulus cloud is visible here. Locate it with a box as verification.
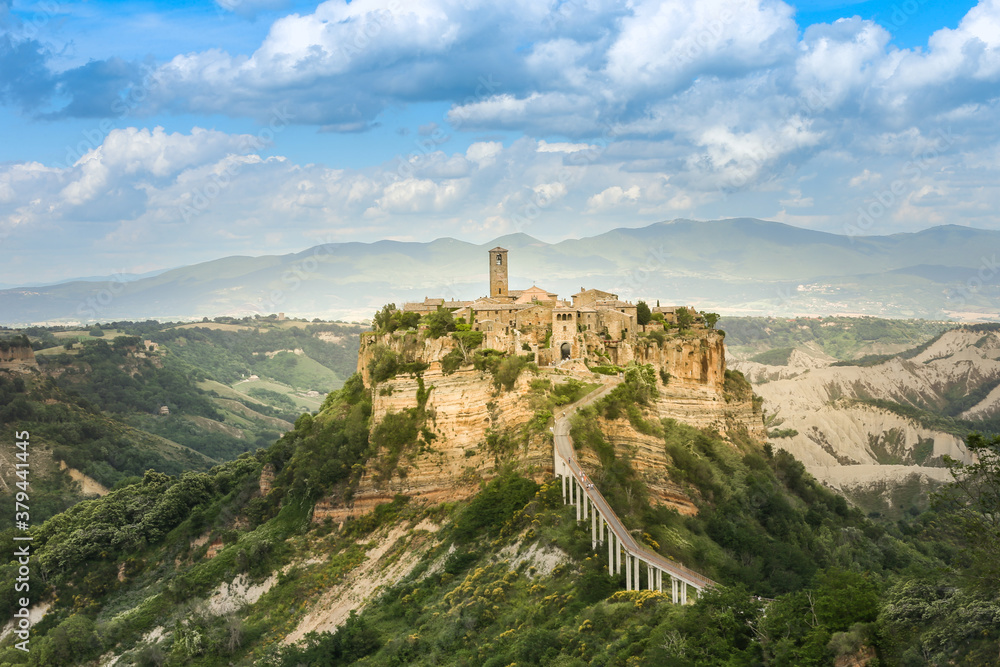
[587,185,640,212]
[3,0,1000,282]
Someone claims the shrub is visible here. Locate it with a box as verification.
[452,329,484,349]
[454,473,538,541]
[423,309,456,338]
[371,411,418,478]
[441,347,465,374]
[368,344,400,383]
[494,354,531,391]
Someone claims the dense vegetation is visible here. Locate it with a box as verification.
[265,427,1000,666]
[0,318,361,524]
[0,371,206,513]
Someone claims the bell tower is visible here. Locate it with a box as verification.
[489,246,508,298]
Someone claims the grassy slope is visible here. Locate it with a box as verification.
[721,315,953,360]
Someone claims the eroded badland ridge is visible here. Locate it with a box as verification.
[315,247,764,523]
[732,325,994,513]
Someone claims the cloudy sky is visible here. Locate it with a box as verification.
[1,0,997,284]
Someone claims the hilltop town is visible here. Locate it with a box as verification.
[398,246,713,368]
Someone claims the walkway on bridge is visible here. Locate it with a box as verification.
[551,379,716,603]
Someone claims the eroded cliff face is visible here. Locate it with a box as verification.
[730,327,994,496]
[315,328,763,522]
[314,365,554,523]
[635,332,765,442]
[0,344,36,367]
[589,418,700,516]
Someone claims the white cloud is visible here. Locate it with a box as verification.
[848,169,880,187]
[587,185,640,212]
[465,141,503,165]
[537,140,594,153]
[372,177,469,214]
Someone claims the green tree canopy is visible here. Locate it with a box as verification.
[636,301,652,326]
[675,306,694,330]
[423,308,456,339]
[934,432,1000,587]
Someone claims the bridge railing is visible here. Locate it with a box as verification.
[551,378,716,592]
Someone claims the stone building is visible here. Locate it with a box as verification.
[401,246,701,365]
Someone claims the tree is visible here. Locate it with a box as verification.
[636,301,652,326]
[368,345,400,383]
[372,303,397,332]
[423,308,455,338]
[675,306,694,330]
[89,326,104,337]
[933,433,1000,587]
[702,312,720,329]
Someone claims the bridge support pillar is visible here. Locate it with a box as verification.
[680,580,688,605]
[607,531,614,576]
[657,569,662,593]
[616,536,622,575]
[561,474,567,503]
[575,481,581,521]
[591,505,597,551]
[624,553,631,590]
[634,555,640,591]
[648,564,654,591]
[583,491,588,521]
[671,577,678,604]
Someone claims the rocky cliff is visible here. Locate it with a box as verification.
[0,340,36,367]
[313,327,763,522]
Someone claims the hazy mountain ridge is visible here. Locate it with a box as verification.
[3,219,999,325]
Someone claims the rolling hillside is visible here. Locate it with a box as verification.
[0,319,362,522]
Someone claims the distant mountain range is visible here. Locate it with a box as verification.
[2,218,998,325]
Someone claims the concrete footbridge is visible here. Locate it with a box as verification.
[552,379,716,603]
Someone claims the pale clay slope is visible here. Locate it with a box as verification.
[732,329,1000,488]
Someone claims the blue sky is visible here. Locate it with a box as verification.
[0,0,996,283]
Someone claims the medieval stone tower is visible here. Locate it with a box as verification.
[489,246,508,298]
